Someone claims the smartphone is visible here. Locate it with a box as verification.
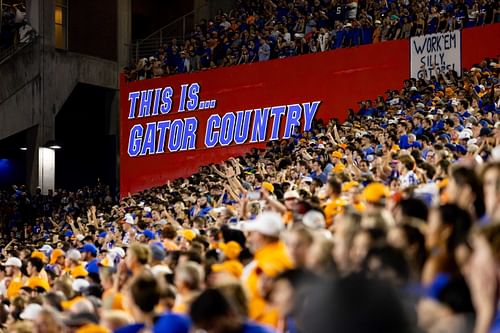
[248,191,261,200]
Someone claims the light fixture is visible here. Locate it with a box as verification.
[20,147,27,151]
[44,140,62,150]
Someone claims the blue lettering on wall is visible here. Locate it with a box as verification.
[250,107,270,143]
[178,84,188,112]
[234,110,252,144]
[186,83,200,111]
[168,119,184,152]
[181,117,198,150]
[127,91,140,119]
[283,104,302,139]
[160,87,173,114]
[156,120,171,154]
[151,88,163,116]
[220,112,236,146]
[302,101,321,131]
[269,105,286,140]
[205,115,221,148]
[138,90,154,118]
[128,125,143,156]
[140,122,157,155]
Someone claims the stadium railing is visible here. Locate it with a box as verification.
[129,10,196,64]
[0,31,36,66]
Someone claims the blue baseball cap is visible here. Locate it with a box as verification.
[98,232,108,238]
[439,133,451,142]
[456,145,467,155]
[64,231,73,238]
[152,242,165,250]
[444,143,456,152]
[86,259,99,275]
[153,314,191,333]
[80,243,98,257]
[143,230,155,240]
[479,119,490,127]
[150,244,166,261]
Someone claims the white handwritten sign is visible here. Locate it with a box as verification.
[410,30,461,79]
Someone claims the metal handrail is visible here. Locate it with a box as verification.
[129,6,208,64]
[137,10,195,46]
[0,33,37,66]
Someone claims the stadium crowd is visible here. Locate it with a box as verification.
[0,57,499,332]
[126,0,500,80]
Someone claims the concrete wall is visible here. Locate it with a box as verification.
[0,0,129,192]
[0,44,119,141]
[68,0,118,61]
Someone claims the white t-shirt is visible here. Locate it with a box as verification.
[318,32,329,52]
[400,171,419,188]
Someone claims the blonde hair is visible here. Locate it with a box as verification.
[175,261,204,291]
[8,321,33,333]
[129,243,150,265]
[101,310,132,331]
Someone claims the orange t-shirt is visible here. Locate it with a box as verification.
[244,241,293,327]
[6,274,25,299]
[323,198,347,226]
[163,239,179,251]
[102,290,125,310]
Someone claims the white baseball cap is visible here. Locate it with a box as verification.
[20,303,42,320]
[467,138,478,145]
[302,210,326,229]
[72,278,90,293]
[458,131,471,140]
[301,176,313,183]
[76,235,85,242]
[66,249,82,262]
[39,245,53,253]
[244,212,284,237]
[2,257,22,268]
[151,265,173,277]
[284,190,300,200]
[463,128,473,137]
[123,213,135,225]
[109,247,125,259]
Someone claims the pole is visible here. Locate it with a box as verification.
[182,16,186,40]
[0,0,3,34]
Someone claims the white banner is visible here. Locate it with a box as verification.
[410,30,461,79]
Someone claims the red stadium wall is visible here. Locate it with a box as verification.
[461,23,500,69]
[120,24,500,196]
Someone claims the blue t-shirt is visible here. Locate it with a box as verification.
[413,127,424,136]
[242,322,275,333]
[399,134,410,149]
[361,27,373,44]
[85,258,99,275]
[115,324,145,333]
[351,27,362,46]
[334,30,345,49]
[189,206,212,217]
[153,313,191,333]
[362,146,375,157]
[310,171,328,184]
